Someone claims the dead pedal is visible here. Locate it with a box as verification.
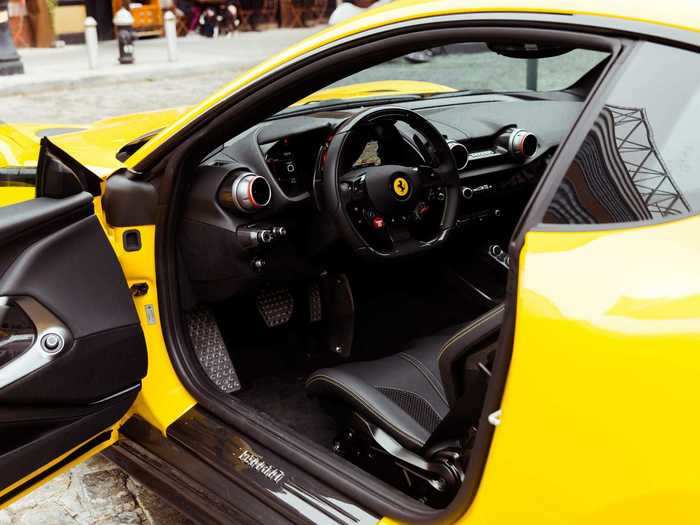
[256,286,294,328]
[185,309,241,393]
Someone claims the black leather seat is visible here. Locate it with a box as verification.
[306,305,504,452]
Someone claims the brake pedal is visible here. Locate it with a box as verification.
[185,309,241,393]
[256,286,294,328]
[308,283,322,323]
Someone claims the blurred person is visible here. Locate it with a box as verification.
[198,5,218,36]
[197,0,240,37]
[220,0,241,35]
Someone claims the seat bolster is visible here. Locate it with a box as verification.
[306,368,431,450]
[438,305,505,405]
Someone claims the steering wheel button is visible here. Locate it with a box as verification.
[371,216,385,230]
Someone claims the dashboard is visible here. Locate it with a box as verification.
[180,95,583,302]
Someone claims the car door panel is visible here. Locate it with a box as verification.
[0,390,137,495]
[0,194,93,277]
[0,143,148,501]
[0,208,146,403]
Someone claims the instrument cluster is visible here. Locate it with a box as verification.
[262,132,327,198]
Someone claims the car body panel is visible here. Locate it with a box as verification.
[0,108,190,175]
[455,215,698,524]
[104,224,197,433]
[0,187,34,208]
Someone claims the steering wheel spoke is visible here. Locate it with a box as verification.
[338,169,369,204]
[385,219,411,244]
[417,164,437,181]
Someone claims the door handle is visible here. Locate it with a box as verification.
[0,297,73,390]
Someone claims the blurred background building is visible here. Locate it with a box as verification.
[7,0,340,48]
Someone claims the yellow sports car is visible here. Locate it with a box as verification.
[1,1,699,523]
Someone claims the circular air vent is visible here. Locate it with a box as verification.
[448,141,469,170]
[220,172,272,213]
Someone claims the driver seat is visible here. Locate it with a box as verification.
[306,305,504,453]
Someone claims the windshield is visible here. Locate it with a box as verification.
[291,44,609,110]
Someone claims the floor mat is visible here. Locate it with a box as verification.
[214,300,341,448]
[236,373,339,448]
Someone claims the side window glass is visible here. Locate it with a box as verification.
[544,42,700,225]
[0,126,37,208]
[0,167,36,208]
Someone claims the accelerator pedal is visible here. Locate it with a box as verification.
[186,309,241,393]
[256,286,294,328]
[308,283,322,323]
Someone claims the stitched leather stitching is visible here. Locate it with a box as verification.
[437,305,505,363]
[398,352,448,406]
[306,374,424,447]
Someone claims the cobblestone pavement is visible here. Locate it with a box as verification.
[0,27,323,97]
[0,455,193,525]
[2,68,238,123]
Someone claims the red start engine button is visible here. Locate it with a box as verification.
[371,216,385,230]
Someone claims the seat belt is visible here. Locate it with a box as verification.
[420,347,494,456]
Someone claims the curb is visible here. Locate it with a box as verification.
[0,58,256,97]
[0,27,325,98]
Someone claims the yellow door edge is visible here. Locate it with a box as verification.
[0,428,119,510]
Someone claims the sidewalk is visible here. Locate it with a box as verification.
[0,27,323,97]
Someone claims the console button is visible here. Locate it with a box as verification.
[371,216,385,230]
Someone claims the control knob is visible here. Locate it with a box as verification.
[252,258,266,271]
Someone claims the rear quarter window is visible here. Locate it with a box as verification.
[544,42,700,225]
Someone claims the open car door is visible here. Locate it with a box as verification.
[0,139,147,507]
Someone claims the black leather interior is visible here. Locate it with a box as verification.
[306,305,504,451]
[0,194,92,246]
[0,188,147,493]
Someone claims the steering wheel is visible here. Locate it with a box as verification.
[321,107,460,259]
